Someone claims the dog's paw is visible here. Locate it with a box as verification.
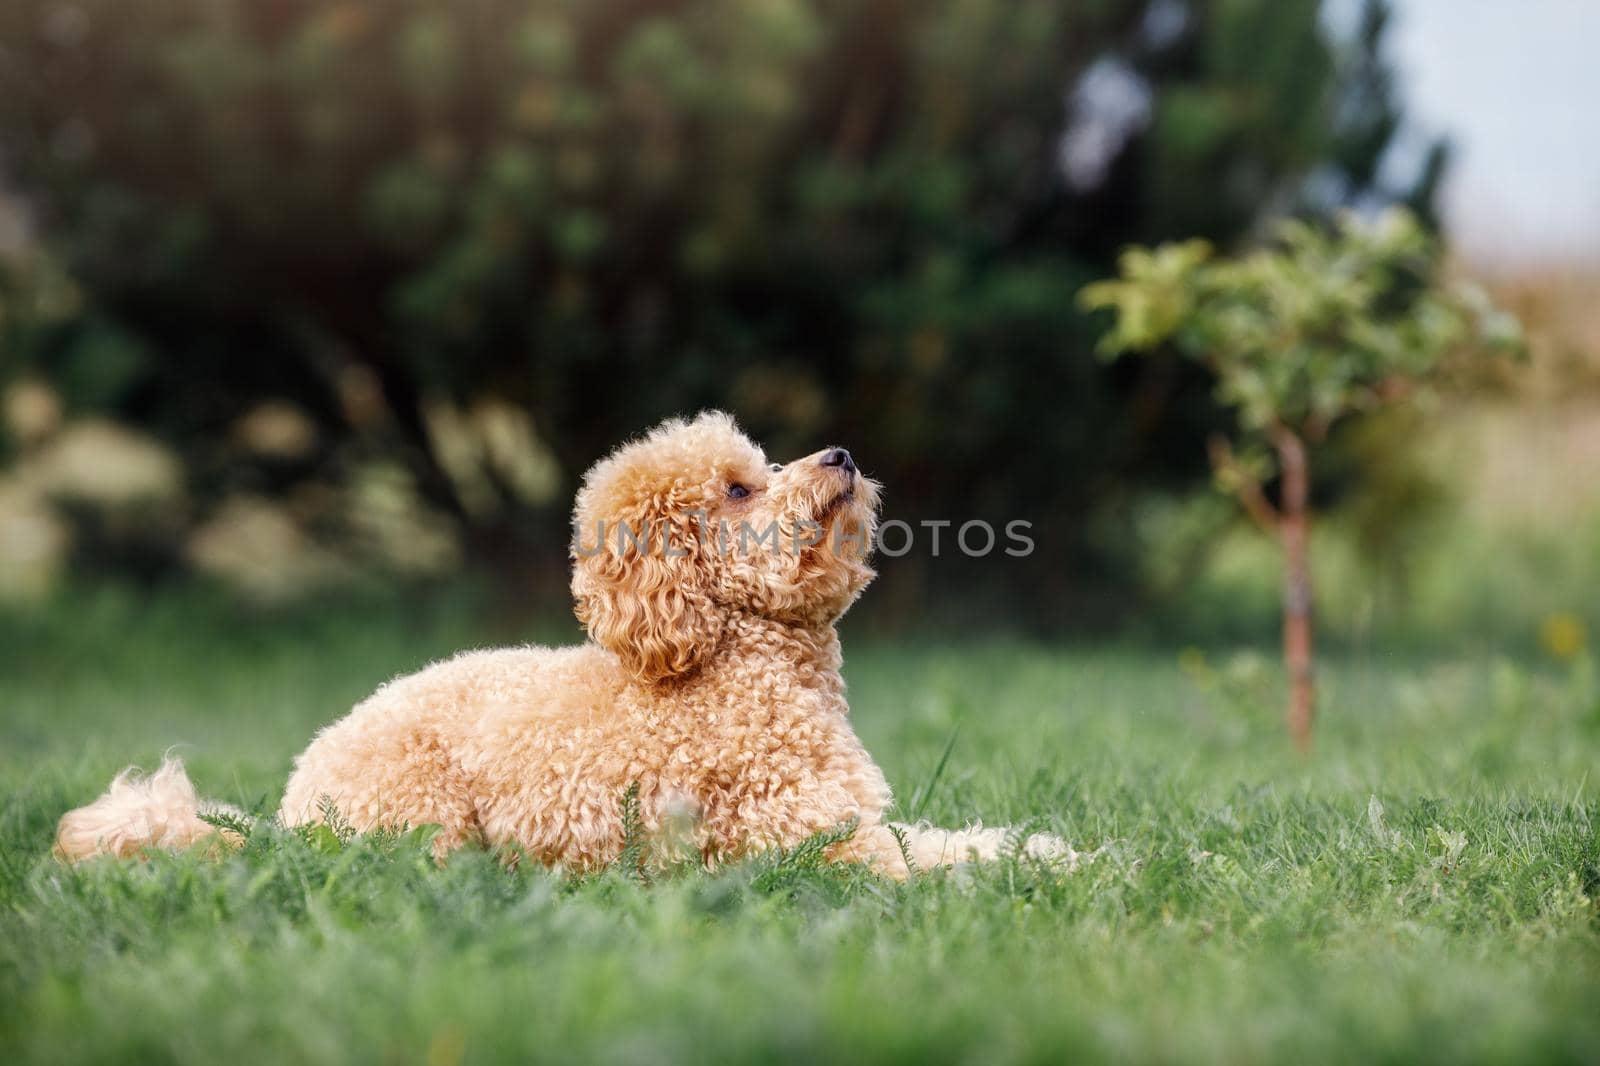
[1020,831,1080,868]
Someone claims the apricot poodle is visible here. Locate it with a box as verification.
[57,412,1069,875]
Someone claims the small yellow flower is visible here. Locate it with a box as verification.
[1539,612,1588,661]
[1177,646,1209,680]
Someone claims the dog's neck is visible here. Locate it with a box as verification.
[726,610,842,673]
[657,611,846,712]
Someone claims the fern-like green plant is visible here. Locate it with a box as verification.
[615,782,649,882]
[750,819,860,894]
[887,824,919,878]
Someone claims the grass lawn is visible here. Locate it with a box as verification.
[2,587,1598,1063]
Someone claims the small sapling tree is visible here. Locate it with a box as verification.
[1081,209,1520,749]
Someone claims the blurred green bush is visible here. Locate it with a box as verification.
[0,0,1438,619]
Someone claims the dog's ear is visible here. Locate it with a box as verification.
[571,502,723,683]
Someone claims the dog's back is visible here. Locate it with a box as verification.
[279,643,625,856]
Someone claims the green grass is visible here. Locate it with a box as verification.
[2,586,1598,1064]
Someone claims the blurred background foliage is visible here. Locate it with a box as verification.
[0,0,1588,640]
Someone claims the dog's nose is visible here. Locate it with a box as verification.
[820,448,856,474]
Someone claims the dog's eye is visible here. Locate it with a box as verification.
[768,463,782,473]
[727,483,751,500]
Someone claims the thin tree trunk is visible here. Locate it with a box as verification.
[1273,426,1315,751]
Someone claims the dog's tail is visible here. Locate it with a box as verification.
[55,756,243,862]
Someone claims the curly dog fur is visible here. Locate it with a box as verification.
[57,412,1069,875]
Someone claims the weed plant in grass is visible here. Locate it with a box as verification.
[2,586,1597,1063]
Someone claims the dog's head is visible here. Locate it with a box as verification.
[570,411,880,681]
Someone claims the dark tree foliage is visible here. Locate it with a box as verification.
[0,0,1437,617]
